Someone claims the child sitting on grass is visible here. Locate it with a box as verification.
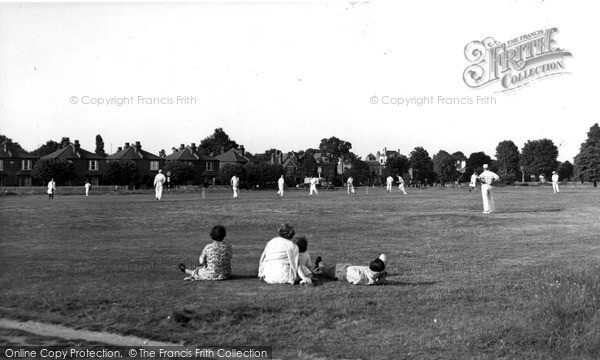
[293,236,314,286]
[314,254,388,285]
[178,225,232,281]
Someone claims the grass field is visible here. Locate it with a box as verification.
[1,186,599,359]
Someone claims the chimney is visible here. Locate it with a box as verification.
[172,147,178,153]
[191,143,197,154]
[240,145,245,157]
[179,144,185,151]
[74,140,80,149]
[271,153,275,164]
[279,152,283,164]
[117,147,122,152]
[135,141,141,150]
[384,147,387,154]
[125,142,130,148]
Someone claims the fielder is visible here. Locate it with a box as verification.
[84,181,91,196]
[309,177,319,195]
[551,171,560,194]
[347,176,355,194]
[386,175,394,193]
[47,178,56,199]
[397,175,407,195]
[154,170,166,200]
[231,175,240,198]
[478,164,499,214]
[277,175,285,197]
[469,171,478,192]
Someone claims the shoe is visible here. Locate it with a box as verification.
[178,263,186,272]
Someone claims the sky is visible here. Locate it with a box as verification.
[0,0,598,162]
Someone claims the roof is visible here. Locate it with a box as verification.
[0,142,37,159]
[107,145,161,161]
[364,160,383,167]
[41,142,104,160]
[214,148,248,164]
[165,146,218,162]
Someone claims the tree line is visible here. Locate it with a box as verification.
[1,123,599,187]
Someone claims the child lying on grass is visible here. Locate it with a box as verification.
[314,254,388,285]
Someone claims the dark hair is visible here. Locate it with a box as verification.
[369,258,385,272]
[278,224,295,240]
[210,225,226,241]
[293,236,307,253]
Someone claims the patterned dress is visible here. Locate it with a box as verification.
[187,241,232,281]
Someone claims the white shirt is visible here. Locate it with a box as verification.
[346,266,384,285]
[84,183,91,190]
[397,176,404,184]
[310,177,318,186]
[231,176,239,187]
[278,177,285,187]
[47,181,56,191]
[552,174,559,183]
[386,176,393,185]
[470,174,478,184]
[478,170,499,185]
[154,173,166,186]
[347,177,353,185]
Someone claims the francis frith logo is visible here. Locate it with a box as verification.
[463,28,571,91]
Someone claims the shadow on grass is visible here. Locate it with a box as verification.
[385,280,438,286]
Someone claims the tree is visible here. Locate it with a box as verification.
[409,147,435,185]
[465,152,493,176]
[95,135,107,157]
[298,148,319,177]
[59,137,71,148]
[218,163,247,186]
[345,159,371,184]
[245,163,285,188]
[495,140,520,184]
[318,137,352,161]
[32,140,60,157]
[32,159,77,185]
[573,123,600,182]
[384,155,410,177]
[520,139,559,179]
[163,161,195,186]
[432,150,460,184]
[0,135,25,151]
[104,160,139,186]
[199,128,238,156]
[558,161,574,181]
[158,149,166,158]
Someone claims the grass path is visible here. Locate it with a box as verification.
[0,317,178,347]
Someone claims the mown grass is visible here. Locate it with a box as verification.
[0,186,599,359]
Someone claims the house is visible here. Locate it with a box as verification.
[165,143,219,184]
[41,140,105,186]
[364,160,384,184]
[0,141,38,186]
[269,151,304,184]
[107,141,165,187]
[214,145,254,166]
[376,147,401,165]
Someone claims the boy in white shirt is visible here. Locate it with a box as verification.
[314,254,388,285]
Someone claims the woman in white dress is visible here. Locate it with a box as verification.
[258,224,299,284]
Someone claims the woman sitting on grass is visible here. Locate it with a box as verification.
[258,224,300,284]
[179,225,232,281]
